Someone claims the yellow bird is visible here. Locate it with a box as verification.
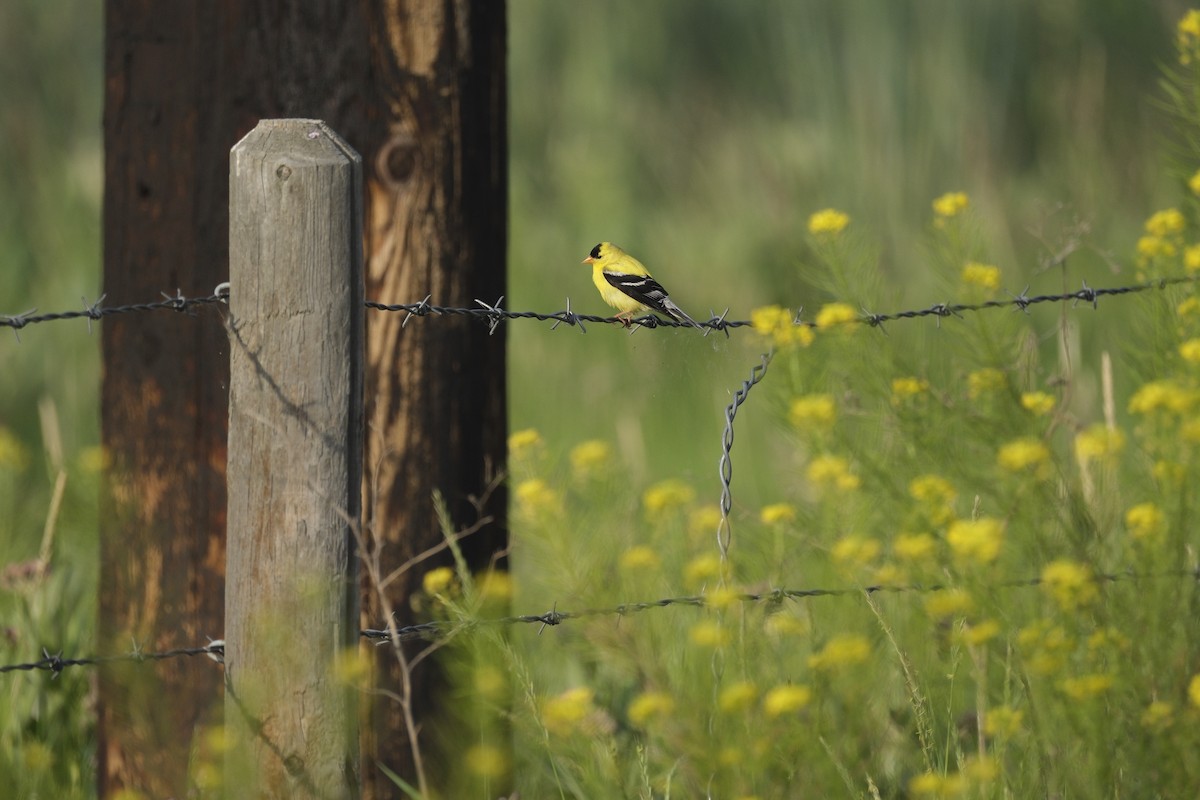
[582,242,701,327]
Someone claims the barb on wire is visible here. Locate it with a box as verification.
[717,350,774,560]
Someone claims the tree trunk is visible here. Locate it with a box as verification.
[359,3,509,796]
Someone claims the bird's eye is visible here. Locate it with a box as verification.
[590,244,602,259]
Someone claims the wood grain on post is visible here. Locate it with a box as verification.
[225,119,363,798]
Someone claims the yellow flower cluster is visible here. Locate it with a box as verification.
[909,474,957,526]
[806,454,861,492]
[762,684,813,717]
[891,376,930,405]
[932,191,970,221]
[515,478,562,517]
[542,687,596,735]
[422,566,455,596]
[690,621,731,648]
[465,744,509,779]
[1125,502,1166,542]
[643,478,695,518]
[997,437,1051,475]
[808,208,850,236]
[807,634,871,670]
[1180,338,1200,364]
[628,691,675,726]
[684,553,726,587]
[1179,9,1200,64]
[570,439,612,479]
[508,428,543,459]
[1017,620,1073,675]
[788,393,836,428]
[983,705,1024,738]
[1074,424,1125,463]
[689,505,723,539]
[909,757,997,797]
[967,367,1007,399]
[894,532,937,564]
[1129,380,1195,415]
[814,302,858,330]
[961,262,1001,292]
[1060,673,1114,701]
[750,305,814,348]
[1040,559,1098,611]
[620,545,661,571]
[924,587,974,620]
[719,682,758,713]
[947,518,1004,565]
[1021,391,1056,416]
[1137,208,1186,269]
[759,503,797,525]
[831,535,881,567]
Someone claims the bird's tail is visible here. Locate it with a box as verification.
[662,298,703,329]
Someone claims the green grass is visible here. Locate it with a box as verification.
[2,1,1198,797]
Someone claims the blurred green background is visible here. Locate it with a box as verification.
[0,0,1187,793]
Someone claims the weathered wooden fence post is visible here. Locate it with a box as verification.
[225,119,363,798]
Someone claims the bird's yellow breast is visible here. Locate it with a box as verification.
[592,264,648,314]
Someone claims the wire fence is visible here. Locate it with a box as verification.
[3,272,1199,679]
[4,274,1198,337]
[3,566,1197,677]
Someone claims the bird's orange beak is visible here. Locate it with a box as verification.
[582,256,595,264]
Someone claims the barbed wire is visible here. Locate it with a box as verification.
[0,641,226,677]
[4,274,1198,337]
[2,567,1196,675]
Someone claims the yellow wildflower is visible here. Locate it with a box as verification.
[684,553,725,587]
[909,474,957,525]
[1181,297,1200,320]
[1190,674,1200,708]
[924,588,974,619]
[1146,208,1186,237]
[762,684,813,717]
[1186,244,1200,273]
[894,532,937,563]
[643,478,695,518]
[1060,673,1114,701]
[620,545,661,571]
[909,771,965,796]
[832,535,881,567]
[983,706,1024,738]
[997,437,1051,474]
[718,682,758,713]
[788,394,837,428]
[476,571,513,602]
[1129,380,1194,415]
[1154,460,1187,484]
[806,454,861,492]
[690,621,731,648]
[1191,169,1200,196]
[628,691,675,726]
[465,744,508,779]
[422,566,455,596]
[961,262,1001,292]
[760,503,797,525]
[808,634,871,670]
[1181,338,1200,364]
[764,613,809,638]
[570,439,612,479]
[967,367,1006,398]
[815,302,858,329]
[1087,627,1130,654]
[1125,502,1166,542]
[515,478,561,516]
[1021,391,1056,416]
[959,618,1002,646]
[508,428,542,459]
[1040,560,1097,611]
[78,445,111,473]
[1141,701,1174,730]
[808,208,850,236]
[891,376,930,405]
[542,687,595,734]
[932,191,969,219]
[1180,10,1200,63]
[750,305,814,348]
[947,518,1004,565]
[1074,424,1125,463]
[705,586,742,610]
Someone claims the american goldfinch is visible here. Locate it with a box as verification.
[582,242,701,327]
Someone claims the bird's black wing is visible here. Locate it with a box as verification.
[602,271,673,314]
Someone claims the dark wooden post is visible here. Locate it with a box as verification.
[224,119,363,798]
